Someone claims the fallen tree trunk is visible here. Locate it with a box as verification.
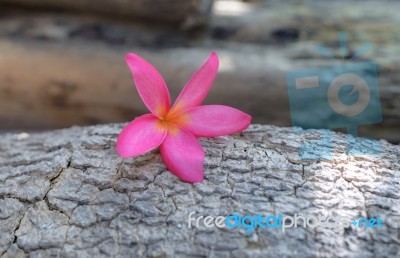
[0,0,213,26]
[1,1,399,142]
[0,124,399,257]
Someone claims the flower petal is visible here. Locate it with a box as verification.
[160,127,205,182]
[116,114,167,158]
[183,105,251,137]
[171,52,219,113]
[126,53,171,117]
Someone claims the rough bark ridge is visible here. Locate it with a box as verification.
[0,124,399,258]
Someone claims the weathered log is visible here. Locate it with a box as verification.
[0,0,213,26]
[0,0,399,142]
[0,124,399,257]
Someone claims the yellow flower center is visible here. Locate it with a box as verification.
[156,104,189,135]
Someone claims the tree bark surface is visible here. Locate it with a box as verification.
[0,124,399,257]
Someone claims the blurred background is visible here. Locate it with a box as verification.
[0,0,398,143]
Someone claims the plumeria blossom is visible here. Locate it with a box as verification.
[116,52,251,182]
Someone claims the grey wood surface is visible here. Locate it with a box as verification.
[0,124,399,257]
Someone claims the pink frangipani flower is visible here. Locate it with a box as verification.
[116,52,251,182]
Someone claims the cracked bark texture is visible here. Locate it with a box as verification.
[0,124,399,258]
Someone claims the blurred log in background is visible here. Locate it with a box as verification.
[0,0,399,143]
